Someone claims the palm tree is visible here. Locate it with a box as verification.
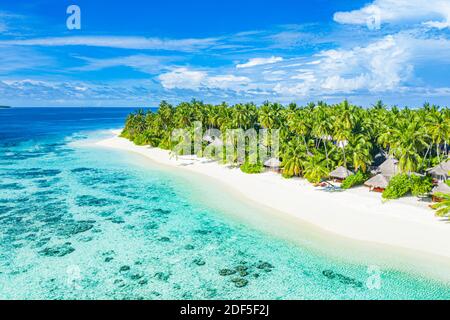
[311,105,334,168]
[282,138,307,177]
[431,193,450,217]
[348,134,373,172]
[426,108,449,162]
[390,120,428,173]
[303,154,329,184]
[258,102,282,129]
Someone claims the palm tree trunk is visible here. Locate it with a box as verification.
[343,147,347,168]
[323,139,329,170]
[303,136,309,154]
[436,143,440,162]
[422,144,431,168]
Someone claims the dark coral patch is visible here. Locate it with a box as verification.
[322,270,363,288]
[39,242,75,257]
[76,195,117,207]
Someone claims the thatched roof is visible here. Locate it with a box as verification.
[329,166,354,179]
[427,160,450,178]
[364,174,390,189]
[432,182,450,195]
[264,157,281,168]
[377,157,399,177]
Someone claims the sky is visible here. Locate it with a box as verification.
[1,0,450,107]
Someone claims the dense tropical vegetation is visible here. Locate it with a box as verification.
[341,171,370,190]
[121,99,449,202]
[381,174,432,200]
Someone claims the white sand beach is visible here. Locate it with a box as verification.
[97,131,450,261]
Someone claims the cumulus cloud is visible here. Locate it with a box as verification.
[315,35,413,92]
[156,32,450,99]
[158,67,250,91]
[236,56,283,68]
[259,34,414,97]
[334,0,450,29]
[158,67,207,90]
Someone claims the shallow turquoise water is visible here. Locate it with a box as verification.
[0,108,449,299]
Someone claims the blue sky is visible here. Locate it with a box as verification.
[1,0,450,107]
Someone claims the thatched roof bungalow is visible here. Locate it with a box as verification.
[427,160,450,182]
[329,166,354,181]
[364,174,390,192]
[377,157,399,177]
[432,181,450,202]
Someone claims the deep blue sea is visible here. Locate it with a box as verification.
[0,107,449,299]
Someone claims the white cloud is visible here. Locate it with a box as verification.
[157,34,430,97]
[334,0,450,29]
[158,67,207,90]
[73,55,176,74]
[206,75,250,90]
[236,56,283,68]
[315,35,413,92]
[273,82,312,97]
[158,67,250,91]
[0,78,164,106]
[321,75,368,92]
[0,36,218,52]
[0,46,53,73]
[257,34,419,97]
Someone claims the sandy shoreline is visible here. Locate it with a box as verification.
[96,131,450,261]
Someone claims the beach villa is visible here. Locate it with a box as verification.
[364,157,399,192]
[427,160,450,182]
[329,166,353,182]
[364,173,390,192]
[432,181,450,202]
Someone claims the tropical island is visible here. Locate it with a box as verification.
[98,99,450,259]
[0,105,12,109]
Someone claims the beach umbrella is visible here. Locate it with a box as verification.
[329,166,354,180]
[364,174,390,189]
[264,157,281,168]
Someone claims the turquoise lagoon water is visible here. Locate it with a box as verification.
[0,108,449,300]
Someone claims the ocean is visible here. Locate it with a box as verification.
[0,107,449,299]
